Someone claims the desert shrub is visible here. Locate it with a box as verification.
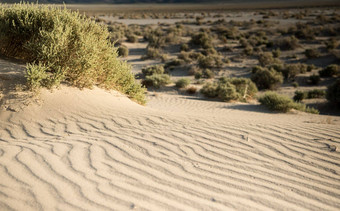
[202,69,215,79]
[258,52,277,67]
[276,36,300,50]
[117,45,129,57]
[307,64,315,72]
[25,62,49,90]
[280,63,308,80]
[165,59,186,68]
[190,32,212,49]
[198,55,223,68]
[251,67,283,90]
[186,86,197,94]
[272,48,281,58]
[180,43,189,51]
[142,65,164,76]
[259,92,319,114]
[293,90,307,102]
[202,47,218,56]
[292,82,299,88]
[177,51,192,63]
[175,78,191,88]
[0,3,145,104]
[319,64,339,77]
[307,89,326,99]
[243,45,254,56]
[142,74,171,88]
[305,48,320,59]
[308,74,321,85]
[141,47,162,60]
[126,34,138,43]
[201,77,257,102]
[326,79,340,106]
[325,38,339,50]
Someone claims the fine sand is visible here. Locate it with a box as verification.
[1,57,340,210]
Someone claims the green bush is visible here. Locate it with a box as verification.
[201,77,257,102]
[142,65,164,76]
[276,36,300,50]
[198,55,222,68]
[272,48,281,58]
[175,78,191,88]
[326,79,340,106]
[117,45,129,57]
[307,89,326,99]
[0,3,145,104]
[141,47,162,60]
[293,90,307,102]
[142,74,171,88]
[319,64,339,77]
[259,92,318,114]
[251,67,283,90]
[126,34,138,43]
[258,52,275,67]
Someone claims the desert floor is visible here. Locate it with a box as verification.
[0,57,340,210]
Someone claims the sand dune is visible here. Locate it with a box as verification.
[0,84,339,211]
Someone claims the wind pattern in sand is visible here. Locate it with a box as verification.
[0,89,340,211]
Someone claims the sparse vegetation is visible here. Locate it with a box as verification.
[251,67,283,90]
[319,64,339,77]
[142,74,171,88]
[142,65,164,76]
[175,78,191,88]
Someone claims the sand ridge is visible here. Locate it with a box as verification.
[0,83,340,210]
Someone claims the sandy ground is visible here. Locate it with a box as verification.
[1,57,340,210]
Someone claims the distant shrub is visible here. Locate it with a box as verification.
[141,47,162,60]
[280,63,308,80]
[308,74,321,85]
[258,52,281,67]
[251,67,283,90]
[259,92,319,114]
[292,82,299,88]
[326,79,340,106]
[0,3,145,104]
[307,89,326,99]
[272,48,281,58]
[180,43,190,51]
[319,64,339,77]
[293,90,307,102]
[165,59,186,69]
[198,55,223,68]
[325,38,339,50]
[177,51,192,63]
[142,74,171,88]
[175,78,191,88]
[142,65,164,76]
[276,36,300,50]
[201,77,257,102]
[243,45,254,56]
[126,34,138,43]
[305,48,320,59]
[186,86,197,94]
[190,32,213,49]
[117,45,129,57]
[307,64,315,72]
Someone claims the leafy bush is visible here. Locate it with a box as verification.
[142,74,171,88]
[276,36,300,50]
[201,77,257,102]
[272,48,281,58]
[126,34,138,43]
[305,48,320,59]
[258,52,275,67]
[117,45,129,57]
[251,67,283,90]
[307,89,326,99]
[293,90,307,102]
[326,79,340,106]
[142,65,164,76]
[319,64,339,77]
[175,78,191,88]
[259,92,319,114]
[0,3,145,104]
[198,55,222,68]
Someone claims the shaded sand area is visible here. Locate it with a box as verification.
[1,58,340,210]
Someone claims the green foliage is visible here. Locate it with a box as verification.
[326,79,340,106]
[201,77,257,102]
[293,89,325,102]
[259,92,319,114]
[141,47,162,60]
[293,90,307,102]
[0,3,145,104]
[126,34,138,43]
[175,78,191,88]
[251,67,283,90]
[198,55,222,68]
[272,48,281,58]
[142,74,171,88]
[276,36,300,50]
[142,65,164,76]
[319,64,339,77]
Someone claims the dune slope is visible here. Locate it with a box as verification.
[0,73,340,210]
